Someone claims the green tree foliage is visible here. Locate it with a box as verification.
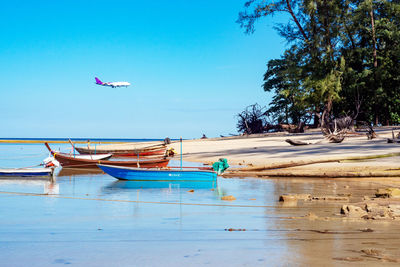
[238,0,400,127]
[263,47,311,124]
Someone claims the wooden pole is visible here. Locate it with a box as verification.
[68,139,76,158]
[180,137,182,170]
[87,141,93,160]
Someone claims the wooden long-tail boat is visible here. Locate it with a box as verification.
[45,143,170,169]
[74,146,167,157]
[70,140,168,157]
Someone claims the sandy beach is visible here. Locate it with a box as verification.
[162,127,400,177]
[168,128,396,160]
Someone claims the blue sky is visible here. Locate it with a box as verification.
[0,0,286,139]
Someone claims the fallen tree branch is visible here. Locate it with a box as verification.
[285,139,324,146]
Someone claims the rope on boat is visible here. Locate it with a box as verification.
[0,153,48,160]
[54,162,166,168]
[0,191,339,209]
[16,163,44,169]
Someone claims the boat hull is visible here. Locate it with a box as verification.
[0,168,53,177]
[98,164,217,181]
[53,153,170,169]
[75,147,166,157]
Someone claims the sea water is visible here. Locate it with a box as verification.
[0,143,398,266]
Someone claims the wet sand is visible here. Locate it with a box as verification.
[1,173,400,266]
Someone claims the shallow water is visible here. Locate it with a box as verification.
[1,144,400,266]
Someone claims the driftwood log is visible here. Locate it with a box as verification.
[285,139,312,146]
[387,130,400,143]
[366,125,377,140]
[326,134,345,143]
[285,139,324,146]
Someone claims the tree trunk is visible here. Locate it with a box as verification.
[313,113,320,128]
[322,0,334,62]
[286,0,308,41]
[370,2,378,68]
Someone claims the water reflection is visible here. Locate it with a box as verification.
[104,180,218,191]
[0,176,59,194]
[56,168,104,177]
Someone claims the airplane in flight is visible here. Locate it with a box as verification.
[95,77,131,88]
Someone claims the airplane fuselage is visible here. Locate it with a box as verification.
[95,77,131,88]
[104,82,131,88]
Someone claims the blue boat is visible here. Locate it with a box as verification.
[97,164,218,181]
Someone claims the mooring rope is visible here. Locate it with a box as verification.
[0,191,340,209]
[0,153,48,160]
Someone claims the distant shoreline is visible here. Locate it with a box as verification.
[0,138,165,144]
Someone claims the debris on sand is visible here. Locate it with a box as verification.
[312,196,349,201]
[279,194,311,202]
[375,188,400,198]
[341,205,368,218]
[279,195,297,203]
[333,256,363,262]
[221,195,236,201]
[340,202,400,220]
[361,248,382,256]
[363,196,371,201]
[360,249,400,262]
[364,203,392,219]
[304,212,319,220]
[279,194,349,202]
[289,212,320,220]
[360,228,374,232]
[225,228,246,231]
[389,204,400,216]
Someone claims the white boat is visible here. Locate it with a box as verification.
[43,152,112,166]
[70,154,112,160]
[0,167,53,177]
[42,152,112,170]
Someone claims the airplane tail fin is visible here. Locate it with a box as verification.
[95,77,103,85]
